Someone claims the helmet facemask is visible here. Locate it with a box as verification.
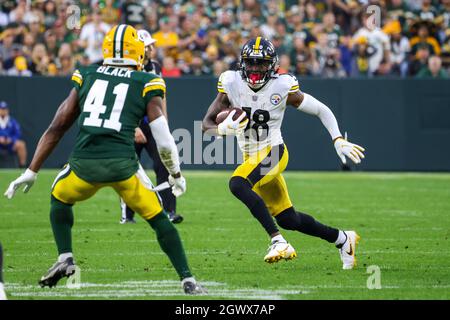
[241,58,274,89]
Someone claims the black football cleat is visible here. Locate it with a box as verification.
[168,211,184,224]
[39,257,76,288]
[182,278,207,295]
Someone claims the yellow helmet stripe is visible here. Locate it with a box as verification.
[254,36,261,53]
[114,24,127,58]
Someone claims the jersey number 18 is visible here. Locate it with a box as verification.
[242,107,270,141]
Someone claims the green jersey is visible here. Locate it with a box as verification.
[68,64,165,182]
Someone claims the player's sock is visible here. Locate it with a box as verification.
[0,242,3,283]
[229,176,279,236]
[335,230,348,247]
[275,207,339,243]
[147,212,192,280]
[50,195,74,255]
[271,234,286,243]
[58,252,73,263]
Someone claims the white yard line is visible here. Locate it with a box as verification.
[6,280,450,300]
[6,280,307,300]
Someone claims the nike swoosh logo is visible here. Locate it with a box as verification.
[346,243,353,256]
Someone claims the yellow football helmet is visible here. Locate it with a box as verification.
[102,24,145,70]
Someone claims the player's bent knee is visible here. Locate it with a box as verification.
[275,207,300,230]
[229,176,252,197]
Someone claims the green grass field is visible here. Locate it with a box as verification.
[1,170,449,300]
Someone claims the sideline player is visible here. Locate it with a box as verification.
[119,29,183,224]
[202,37,365,269]
[4,25,205,294]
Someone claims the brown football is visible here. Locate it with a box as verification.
[215,107,247,124]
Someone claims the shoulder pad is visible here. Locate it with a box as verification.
[217,70,238,94]
[278,73,300,93]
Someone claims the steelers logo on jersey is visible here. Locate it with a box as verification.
[270,93,282,106]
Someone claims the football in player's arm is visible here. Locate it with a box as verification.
[3,24,205,294]
[202,37,365,269]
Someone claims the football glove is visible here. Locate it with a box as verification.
[4,169,37,199]
[217,110,248,136]
[168,174,187,197]
[334,137,365,164]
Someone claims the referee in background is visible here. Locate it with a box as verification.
[120,29,183,224]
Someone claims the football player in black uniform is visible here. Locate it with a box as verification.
[119,29,183,224]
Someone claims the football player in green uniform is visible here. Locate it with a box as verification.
[4,24,205,295]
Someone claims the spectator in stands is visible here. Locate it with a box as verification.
[291,36,318,76]
[260,14,277,40]
[153,16,179,60]
[278,54,292,74]
[353,12,391,76]
[186,54,211,76]
[416,55,448,78]
[7,55,31,76]
[409,21,441,56]
[0,28,16,62]
[384,20,410,76]
[323,12,342,49]
[44,29,59,61]
[101,0,121,26]
[351,36,374,77]
[321,49,347,78]
[29,43,50,75]
[79,10,110,64]
[0,101,27,167]
[57,43,74,76]
[409,43,431,76]
[161,56,181,78]
[27,14,44,44]
[212,59,227,77]
[339,35,353,76]
[42,0,57,29]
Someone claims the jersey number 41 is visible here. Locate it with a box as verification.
[82,79,129,132]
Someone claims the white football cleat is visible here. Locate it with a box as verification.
[264,240,297,263]
[338,231,361,270]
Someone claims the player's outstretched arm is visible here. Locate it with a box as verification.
[201,92,231,135]
[147,96,185,197]
[4,89,79,199]
[29,89,80,172]
[287,91,365,164]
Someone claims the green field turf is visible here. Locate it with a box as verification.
[1,170,449,300]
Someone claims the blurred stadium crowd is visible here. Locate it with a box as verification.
[0,0,449,78]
